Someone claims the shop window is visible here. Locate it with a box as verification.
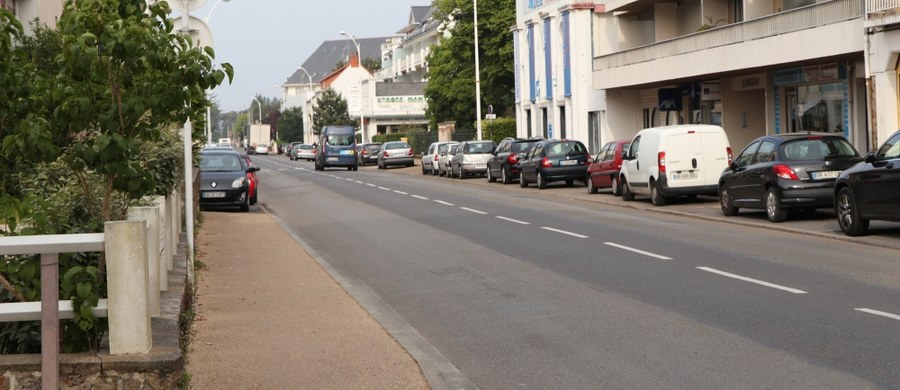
[785,83,846,134]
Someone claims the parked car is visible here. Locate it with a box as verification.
[833,130,900,235]
[450,140,496,178]
[438,143,460,176]
[519,140,591,189]
[718,133,861,222]
[239,153,258,205]
[358,143,383,166]
[621,124,732,206]
[378,141,414,169]
[586,139,631,195]
[423,141,458,175]
[315,126,358,171]
[285,141,303,157]
[199,149,259,212]
[254,144,270,155]
[291,144,316,161]
[486,137,542,184]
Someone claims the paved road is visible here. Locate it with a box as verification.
[252,155,900,389]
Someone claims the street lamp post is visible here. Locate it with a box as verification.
[340,31,366,142]
[251,97,262,123]
[474,0,483,141]
[204,0,232,24]
[298,66,315,142]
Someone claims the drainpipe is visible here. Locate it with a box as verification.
[863,26,877,150]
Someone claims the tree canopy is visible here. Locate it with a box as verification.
[424,0,515,130]
[279,106,305,142]
[312,87,354,134]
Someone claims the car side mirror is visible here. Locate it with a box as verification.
[864,152,876,164]
[248,167,260,173]
[729,161,739,171]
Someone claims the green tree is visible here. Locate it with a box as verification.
[312,87,354,135]
[279,106,305,142]
[425,0,515,129]
[362,57,382,73]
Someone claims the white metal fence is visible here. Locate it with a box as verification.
[866,0,900,13]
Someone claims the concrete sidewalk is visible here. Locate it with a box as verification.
[186,211,429,389]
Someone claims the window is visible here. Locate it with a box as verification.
[876,133,900,160]
[734,141,761,168]
[755,141,777,163]
[327,134,354,146]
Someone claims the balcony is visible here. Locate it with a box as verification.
[867,0,900,12]
[595,0,862,74]
[865,0,900,27]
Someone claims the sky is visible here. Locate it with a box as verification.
[179,0,425,113]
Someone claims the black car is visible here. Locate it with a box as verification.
[357,143,382,166]
[518,140,590,189]
[198,149,259,212]
[486,137,542,184]
[834,130,900,236]
[718,133,862,222]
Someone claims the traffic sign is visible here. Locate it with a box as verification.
[485,114,496,120]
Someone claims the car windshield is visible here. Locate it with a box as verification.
[327,134,354,146]
[200,154,243,172]
[781,138,858,161]
[512,141,538,153]
[464,142,493,154]
[546,141,586,158]
[386,142,410,150]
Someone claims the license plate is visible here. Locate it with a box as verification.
[811,170,840,180]
[560,160,577,166]
[202,191,225,198]
[672,172,697,180]
[340,150,354,155]
[475,164,486,169]
[327,157,339,162]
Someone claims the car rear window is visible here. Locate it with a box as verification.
[385,142,410,150]
[326,134,354,146]
[781,138,858,161]
[364,144,381,151]
[512,141,539,153]
[298,145,313,150]
[200,154,243,172]
[546,141,586,158]
[464,142,493,154]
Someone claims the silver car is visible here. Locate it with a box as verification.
[450,140,496,178]
[438,143,460,177]
[377,141,414,169]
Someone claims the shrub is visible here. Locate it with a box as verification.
[482,117,517,144]
[372,133,408,143]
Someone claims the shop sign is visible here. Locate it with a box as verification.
[774,63,841,86]
[658,88,682,111]
[732,73,765,91]
[376,96,425,105]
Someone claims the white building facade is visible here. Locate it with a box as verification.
[513,1,608,152]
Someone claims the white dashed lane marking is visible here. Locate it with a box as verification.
[541,227,588,239]
[434,200,455,206]
[495,216,530,225]
[394,190,409,195]
[460,207,487,215]
[378,186,391,191]
[697,266,807,294]
[604,242,672,260]
[411,195,429,200]
[855,308,900,322]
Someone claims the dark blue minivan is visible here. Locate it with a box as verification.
[315,126,359,171]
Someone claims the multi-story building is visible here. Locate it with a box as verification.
[512,1,608,152]
[3,0,63,35]
[515,0,899,154]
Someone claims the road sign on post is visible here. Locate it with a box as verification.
[485,114,496,120]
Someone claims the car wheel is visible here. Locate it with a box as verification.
[458,166,465,179]
[520,171,529,188]
[719,187,738,216]
[422,164,427,175]
[487,167,496,182]
[537,171,547,189]
[611,175,622,197]
[565,179,574,187]
[352,165,358,171]
[501,166,511,185]
[836,187,869,236]
[240,192,250,212]
[650,180,666,206]
[587,174,598,194]
[621,177,635,201]
[766,187,787,222]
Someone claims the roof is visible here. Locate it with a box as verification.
[284,37,394,86]
[375,82,426,97]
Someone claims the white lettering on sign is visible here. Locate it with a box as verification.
[376,96,425,104]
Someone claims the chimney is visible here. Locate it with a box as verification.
[349,52,360,68]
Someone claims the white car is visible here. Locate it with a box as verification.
[423,141,458,175]
[438,143,460,177]
[254,144,270,155]
[450,140,496,178]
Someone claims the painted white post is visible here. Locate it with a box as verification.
[105,221,152,354]
[154,196,169,291]
[168,192,178,270]
[127,206,161,316]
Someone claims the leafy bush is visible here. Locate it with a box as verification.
[482,117,517,144]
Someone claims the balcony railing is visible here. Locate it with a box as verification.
[867,0,900,13]
[595,0,863,70]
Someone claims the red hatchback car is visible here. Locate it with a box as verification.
[586,140,631,195]
[239,153,258,205]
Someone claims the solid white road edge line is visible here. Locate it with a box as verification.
[855,308,900,322]
[604,242,672,260]
[541,227,588,239]
[495,216,530,225]
[434,200,455,206]
[460,207,487,215]
[411,195,429,200]
[696,266,807,294]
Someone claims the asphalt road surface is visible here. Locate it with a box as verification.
[249,154,900,389]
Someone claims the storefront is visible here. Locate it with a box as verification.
[773,63,849,137]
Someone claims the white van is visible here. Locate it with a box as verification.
[619,124,732,206]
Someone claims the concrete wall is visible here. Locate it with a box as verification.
[722,77,767,151]
[745,0,775,20]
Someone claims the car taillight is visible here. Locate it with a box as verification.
[658,151,666,173]
[541,157,552,168]
[362,150,367,156]
[434,154,440,161]
[773,164,799,180]
[727,147,733,165]
[408,149,414,156]
[507,154,518,164]
[582,153,590,165]
[383,151,389,157]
